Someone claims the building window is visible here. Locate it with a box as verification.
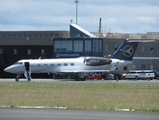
[41,49,45,55]
[0,48,4,54]
[105,45,110,52]
[150,46,154,52]
[61,48,66,52]
[55,48,60,52]
[150,65,154,70]
[27,49,32,55]
[141,46,146,52]
[13,49,18,55]
[93,40,102,52]
[54,41,72,52]
[115,46,118,51]
[141,64,146,70]
[132,64,137,70]
[123,66,127,70]
[74,40,83,52]
[85,40,91,52]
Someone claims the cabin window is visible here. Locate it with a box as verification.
[64,63,68,66]
[70,63,74,66]
[51,64,54,66]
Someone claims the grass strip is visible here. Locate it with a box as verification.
[0,82,159,112]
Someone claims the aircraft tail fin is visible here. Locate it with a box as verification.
[111,39,155,61]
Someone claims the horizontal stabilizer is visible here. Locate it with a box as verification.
[126,39,156,42]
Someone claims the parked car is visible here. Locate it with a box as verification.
[105,74,114,80]
[154,71,159,80]
[122,70,155,80]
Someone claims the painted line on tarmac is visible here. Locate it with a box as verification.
[0,106,68,109]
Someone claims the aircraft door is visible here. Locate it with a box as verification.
[24,62,31,81]
[24,62,30,71]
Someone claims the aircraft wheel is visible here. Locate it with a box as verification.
[83,76,86,81]
[122,76,126,80]
[75,76,80,81]
[135,76,139,80]
[15,78,19,82]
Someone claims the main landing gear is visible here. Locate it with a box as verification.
[74,73,86,81]
[75,76,86,81]
[15,74,21,82]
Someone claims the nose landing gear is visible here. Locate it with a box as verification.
[15,74,21,82]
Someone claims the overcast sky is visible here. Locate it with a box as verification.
[0,0,159,33]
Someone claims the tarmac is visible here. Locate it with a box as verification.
[0,78,159,83]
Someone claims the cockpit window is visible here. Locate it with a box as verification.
[14,62,23,65]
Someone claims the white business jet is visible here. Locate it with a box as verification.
[4,39,154,81]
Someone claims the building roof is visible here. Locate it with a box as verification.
[70,24,96,38]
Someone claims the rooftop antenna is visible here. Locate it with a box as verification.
[99,18,102,33]
[75,0,79,25]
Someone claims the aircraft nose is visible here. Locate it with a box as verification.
[4,66,13,73]
[4,67,10,72]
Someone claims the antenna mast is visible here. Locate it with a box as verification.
[75,0,79,25]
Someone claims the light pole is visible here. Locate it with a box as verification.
[75,0,79,25]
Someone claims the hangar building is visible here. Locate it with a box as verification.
[0,24,159,78]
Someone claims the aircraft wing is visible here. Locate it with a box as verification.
[55,70,110,73]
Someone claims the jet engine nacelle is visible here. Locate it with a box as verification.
[84,57,112,66]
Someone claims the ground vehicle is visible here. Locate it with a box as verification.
[105,74,114,80]
[154,71,159,80]
[122,70,155,80]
